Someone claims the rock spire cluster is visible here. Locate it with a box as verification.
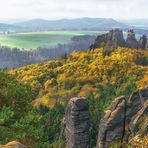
[90,29,148,50]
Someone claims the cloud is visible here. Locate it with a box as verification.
[0,0,147,20]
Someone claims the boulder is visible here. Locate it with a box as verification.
[65,97,90,148]
[97,96,126,148]
[126,29,138,49]
[0,141,26,148]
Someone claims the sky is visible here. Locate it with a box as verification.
[0,0,147,21]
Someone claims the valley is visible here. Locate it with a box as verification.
[0,31,101,49]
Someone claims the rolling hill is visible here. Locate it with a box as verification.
[0,23,18,32]
[2,18,148,33]
[15,18,129,30]
[0,23,27,32]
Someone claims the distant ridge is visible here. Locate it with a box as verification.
[0,23,25,32]
[1,18,148,33]
[0,23,17,31]
[14,18,129,30]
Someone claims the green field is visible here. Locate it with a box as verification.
[0,31,102,50]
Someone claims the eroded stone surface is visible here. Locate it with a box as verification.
[126,29,138,49]
[90,29,148,50]
[138,34,147,49]
[90,29,125,49]
[97,86,148,147]
[124,86,148,141]
[97,96,126,148]
[65,87,148,148]
[65,97,90,148]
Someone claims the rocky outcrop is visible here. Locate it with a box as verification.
[0,141,26,148]
[126,29,138,49]
[90,33,108,49]
[107,29,125,47]
[64,87,147,148]
[90,29,125,49]
[129,100,148,136]
[97,96,126,148]
[138,34,147,49]
[65,97,90,148]
[124,86,148,141]
[90,29,148,50]
[97,86,148,148]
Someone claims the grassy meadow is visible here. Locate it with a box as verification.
[0,31,101,50]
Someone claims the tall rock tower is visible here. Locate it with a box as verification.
[138,34,147,49]
[65,97,90,148]
[126,29,138,49]
[90,29,125,49]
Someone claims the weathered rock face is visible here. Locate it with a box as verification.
[124,86,148,141]
[90,33,108,49]
[97,86,148,148]
[0,141,26,148]
[90,29,125,49]
[64,87,147,147]
[129,100,148,136]
[138,34,147,49]
[126,29,138,49]
[97,96,126,148]
[90,29,148,50]
[65,97,90,148]
[107,29,125,47]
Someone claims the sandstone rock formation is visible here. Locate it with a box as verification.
[138,34,147,49]
[65,97,90,148]
[90,29,125,49]
[97,86,148,148]
[0,141,26,148]
[90,29,148,50]
[64,87,147,148]
[126,29,138,49]
[90,33,108,49]
[97,96,126,148]
[107,29,125,47]
[124,86,148,141]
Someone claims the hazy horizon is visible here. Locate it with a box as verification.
[0,0,148,23]
[0,17,148,25]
